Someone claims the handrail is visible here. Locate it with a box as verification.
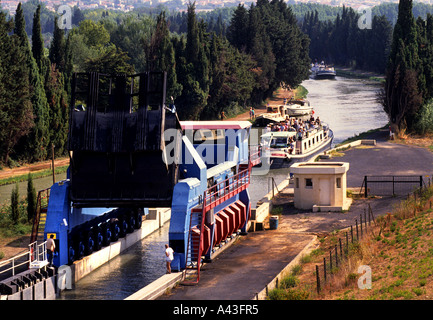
[0,249,29,280]
[196,192,207,283]
[203,167,250,212]
[0,241,48,281]
[185,163,252,284]
[249,145,261,165]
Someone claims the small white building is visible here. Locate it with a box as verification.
[290,162,352,212]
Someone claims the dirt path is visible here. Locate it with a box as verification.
[0,158,69,181]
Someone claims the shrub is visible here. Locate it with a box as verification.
[280,275,299,289]
[267,287,310,300]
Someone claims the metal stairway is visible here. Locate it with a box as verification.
[182,164,252,284]
[30,188,50,243]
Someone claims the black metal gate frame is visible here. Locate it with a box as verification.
[361,175,425,197]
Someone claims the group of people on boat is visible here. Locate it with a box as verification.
[264,114,321,138]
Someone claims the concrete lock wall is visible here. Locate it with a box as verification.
[70,208,171,285]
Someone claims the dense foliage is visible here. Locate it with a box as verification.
[381,0,433,133]
[2,0,433,166]
[0,0,311,166]
[301,6,393,73]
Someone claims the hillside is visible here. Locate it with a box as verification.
[268,186,433,300]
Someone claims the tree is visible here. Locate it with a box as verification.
[147,12,182,100]
[382,0,423,132]
[32,5,47,76]
[10,184,20,224]
[14,3,50,162]
[49,16,66,72]
[45,64,69,156]
[110,15,154,73]
[0,10,34,164]
[27,173,37,222]
[83,44,134,75]
[226,4,249,51]
[247,4,276,103]
[175,2,209,120]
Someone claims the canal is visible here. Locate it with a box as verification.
[0,75,387,300]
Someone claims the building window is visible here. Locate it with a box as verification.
[336,177,341,188]
[305,178,313,189]
[295,178,299,188]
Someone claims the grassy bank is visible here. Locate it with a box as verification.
[267,185,433,300]
[335,67,385,83]
[0,165,69,187]
[335,125,389,147]
[293,85,309,99]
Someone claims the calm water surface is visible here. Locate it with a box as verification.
[51,76,386,299]
[302,76,388,145]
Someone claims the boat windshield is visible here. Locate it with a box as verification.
[270,137,287,148]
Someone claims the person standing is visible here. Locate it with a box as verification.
[46,234,56,267]
[221,110,226,120]
[165,244,174,274]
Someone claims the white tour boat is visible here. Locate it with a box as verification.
[261,123,333,167]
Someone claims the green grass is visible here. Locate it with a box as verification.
[0,165,68,187]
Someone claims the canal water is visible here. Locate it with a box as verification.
[1,75,386,300]
[302,76,388,145]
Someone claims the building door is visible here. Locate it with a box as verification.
[319,178,330,206]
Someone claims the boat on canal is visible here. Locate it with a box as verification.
[260,120,333,168]
[311,62,336,80]
[283,99,313,116]
[254,100,313,127]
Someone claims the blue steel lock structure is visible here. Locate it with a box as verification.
[41,71,259,281]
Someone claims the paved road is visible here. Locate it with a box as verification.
[326,130,433,188]
[158,219,314,300]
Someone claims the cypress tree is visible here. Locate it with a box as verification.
[14,3,50,162]
[152,12,182,101]
[45,64,68,157]
[175,2,208,120]
[32,5,47,76]
[247,5,276,103]
[383,0,423,132]
[226,4,249,51]
[27,173,37,222]
[0,9,34,165]
[11,184,20,224]
[49,16,66,72]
